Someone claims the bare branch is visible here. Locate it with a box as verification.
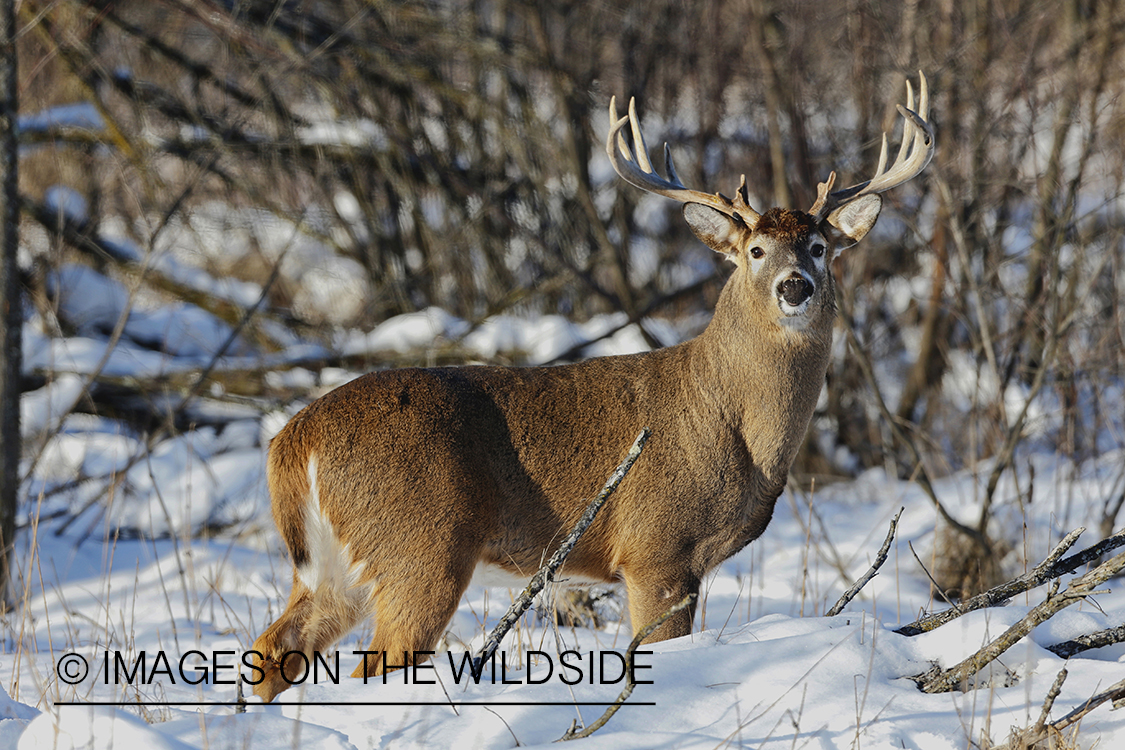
[1046,623,1125,659]
[825,507,902,617]
[896,527,1123,636]
[915,549,1125,694]
[558,592,696,742]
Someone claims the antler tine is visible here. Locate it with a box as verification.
[811,71,935,219]
[627,97,656,176]
[876,133,890,179]
[663,143,682,188]
[893,79,915,167]
[607,96,760,224]
[808,171,837,217]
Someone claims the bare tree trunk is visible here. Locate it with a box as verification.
[0,0,19,609]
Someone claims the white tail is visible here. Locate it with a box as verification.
[250,74,934,702]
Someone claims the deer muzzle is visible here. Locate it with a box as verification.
[777,274,814,311]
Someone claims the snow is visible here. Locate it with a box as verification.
[18,103,105,134]
[19,706,198,750]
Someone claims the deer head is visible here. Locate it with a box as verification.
[607,74,933,332]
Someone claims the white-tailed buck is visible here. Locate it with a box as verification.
[251,74,934,702]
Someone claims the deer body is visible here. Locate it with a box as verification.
[251,76,933,703]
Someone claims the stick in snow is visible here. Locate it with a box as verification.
[825,507,902,617]
[915,547,1125,694]
[896,526,1125,636]
[557,592,696,742]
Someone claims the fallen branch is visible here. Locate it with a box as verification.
[825,507,903,617]
[896,527,1125,636]
[474,428,650,668]
[1046,622,1125,659]
[1040,676,1125,735]
[916,548,1125,693]
[558,593,696,742]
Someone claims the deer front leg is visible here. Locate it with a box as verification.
[624,567,700,643]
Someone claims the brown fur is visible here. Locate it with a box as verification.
[249,199,884,702]
[754,207,819,242]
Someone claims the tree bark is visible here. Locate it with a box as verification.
[0,0,20,609]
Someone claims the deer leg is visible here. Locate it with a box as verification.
[251,575,372,702]
[624,568,700,643]
[350,551,477,678]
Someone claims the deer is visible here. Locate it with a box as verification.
[249,74,934,702]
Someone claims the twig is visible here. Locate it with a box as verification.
[916,549,1125,693]
[896,527,1124,636]
[994,674,1125,750]
[826,508,903,617]
[907,540,962,610]
[557,593,695,742]
[474,428,650,668]
[1033,667,1067,736]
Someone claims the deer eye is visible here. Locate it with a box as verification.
[810,243,825,258]
[749,246,765,260]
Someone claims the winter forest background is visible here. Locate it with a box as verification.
[2,1,1125,748]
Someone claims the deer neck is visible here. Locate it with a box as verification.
[688,268,834,480]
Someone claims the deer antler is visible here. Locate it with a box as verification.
[809,71,935,219]
[607,96,761,226]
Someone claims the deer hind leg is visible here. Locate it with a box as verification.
[350,546,479,679]
[251,456,377,702]
[251,573,373,702]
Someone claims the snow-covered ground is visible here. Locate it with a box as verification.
[4,288,1125,749]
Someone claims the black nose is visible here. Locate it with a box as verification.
[778,276,813,306]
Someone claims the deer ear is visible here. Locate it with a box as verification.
[683,204,749,257]
[824,194,882,251]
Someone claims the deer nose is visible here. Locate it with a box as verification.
[777,275,813,306]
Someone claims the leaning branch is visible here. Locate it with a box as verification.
[896,527,1125,636]
[825,507,902,617]
[558,593,696,742]
[475,428,650,667]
